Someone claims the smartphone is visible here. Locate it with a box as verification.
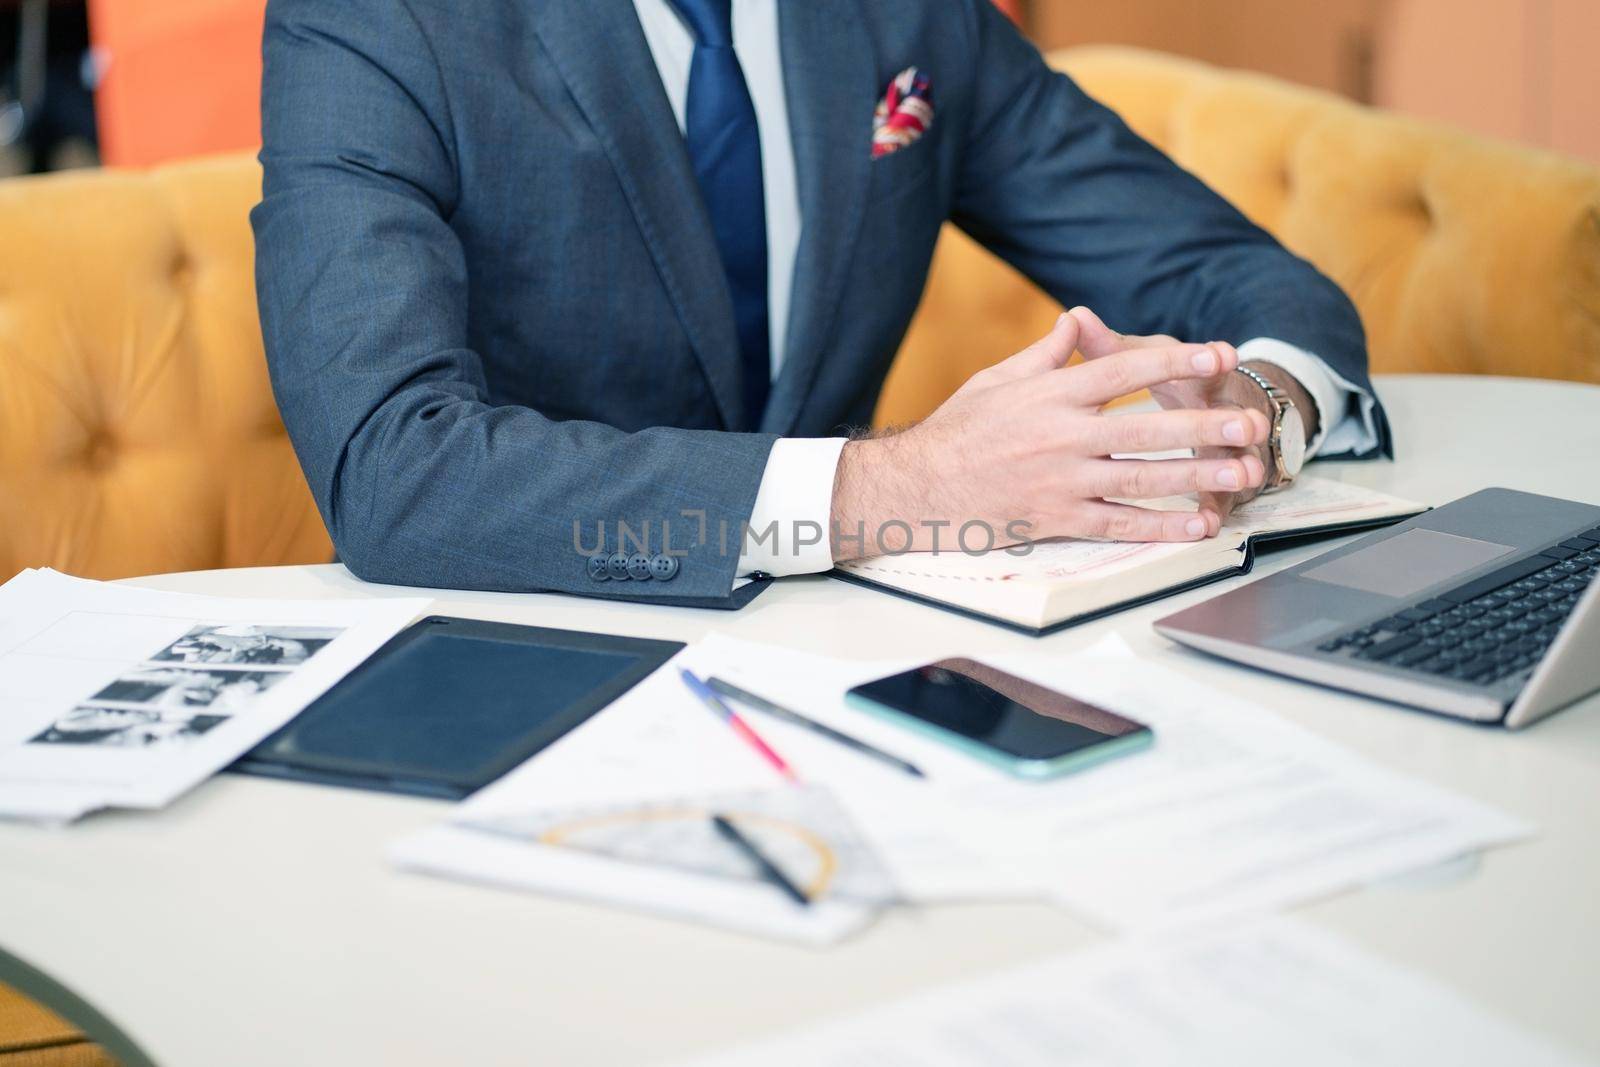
[846,658,1152,779]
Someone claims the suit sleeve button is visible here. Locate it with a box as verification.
[649,554,680,581]
[606,551,631,580]
[586,555,610,581]
[627,553,654,580]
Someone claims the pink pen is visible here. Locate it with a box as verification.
[680,668,798,782]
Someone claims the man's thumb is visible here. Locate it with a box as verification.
[1067,305,1126,359]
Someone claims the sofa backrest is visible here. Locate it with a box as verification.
[3,47,1597,578]
[0,155,331,579]
[875,46,1600,425]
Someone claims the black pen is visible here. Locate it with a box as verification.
[707,676,926,779]
[711,814,810,907]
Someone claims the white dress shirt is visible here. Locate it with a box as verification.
[633,0,1379,583]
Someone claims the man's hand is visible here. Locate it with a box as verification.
[830,313,1270,561]
[1067,307,1322,520]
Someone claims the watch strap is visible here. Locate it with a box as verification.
[1235,365,1294,492]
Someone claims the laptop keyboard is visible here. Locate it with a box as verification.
[1316,527,1600,687]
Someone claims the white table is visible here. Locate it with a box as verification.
[3,375,1599,1067]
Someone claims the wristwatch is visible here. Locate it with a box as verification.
[1235,365,1306,493]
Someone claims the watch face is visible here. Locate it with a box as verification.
[1280,405,1307,477]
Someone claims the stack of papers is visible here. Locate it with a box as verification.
[0,569,428,824]
[391,633,1530,942]
[950,636,1532,929]
[392,646,902,944]
[666,918,1586,1067]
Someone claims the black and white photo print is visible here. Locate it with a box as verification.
[150,624,342,667]
[31,706,230,749]
[89,668,287,710]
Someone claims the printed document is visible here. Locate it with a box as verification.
[965,636,1531,928]
[0,569,428,823]
[669,919,1586,1067]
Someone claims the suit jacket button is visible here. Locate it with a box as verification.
[627,553,653,580]
[586,555,610,581]
[649,554,680,581]
[606,551,631,580]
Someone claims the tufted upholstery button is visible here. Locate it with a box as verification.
[0,154,340,581]
[648,554,680,581]
[606,551,631,580]
[84,433,117,473]
[626,552,653,580]
[586,555,610,581]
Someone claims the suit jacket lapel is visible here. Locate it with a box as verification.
[762,0,876,435]
[532,0,745,430]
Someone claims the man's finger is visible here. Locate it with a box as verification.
[1085,456,1265,499]
[969,313,1081,389]
[1087,408,1271,454]
[1072,500,1221,543]
[1067,306,1175,359]
[1058,342,1240,406]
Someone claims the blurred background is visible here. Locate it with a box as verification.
[1019,0,1599,165]
[2,0,1596,175]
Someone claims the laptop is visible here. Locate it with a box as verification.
[1154,488,1600,728]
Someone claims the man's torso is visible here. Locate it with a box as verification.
[399,0,976,435]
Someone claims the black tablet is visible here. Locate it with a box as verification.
[231,616,683,800]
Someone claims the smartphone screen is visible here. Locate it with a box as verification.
[848,658,1149,765]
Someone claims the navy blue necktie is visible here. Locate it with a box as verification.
[667,0,771,428]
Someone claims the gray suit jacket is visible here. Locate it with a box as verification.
[253,0,1390,605]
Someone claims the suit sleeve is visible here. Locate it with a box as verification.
[950,3,1391,459]
[252,0,776,600]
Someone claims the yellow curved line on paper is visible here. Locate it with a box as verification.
[539,806,840,898]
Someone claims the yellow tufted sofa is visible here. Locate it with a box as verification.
[2,46,1599,589]
[0,155,332,581]
[876,47,1600,425]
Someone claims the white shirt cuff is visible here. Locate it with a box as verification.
[1237,337,1381,459]
[735,436,848,582]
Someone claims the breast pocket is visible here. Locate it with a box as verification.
[866,138,937,206]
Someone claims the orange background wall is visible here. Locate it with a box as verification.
[84,0,1014,167]
[1372,0,1600,166]
[85,0,1599,169]
[1030,0,1383,102]
[1026,0,1600,166]
[88,0,265,166]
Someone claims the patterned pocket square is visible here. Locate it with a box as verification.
[872,66,933,159]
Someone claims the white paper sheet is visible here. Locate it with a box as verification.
[957,636,1532,928]
[0,569,429,822]
[390,634,1045,939]
[393,823,876,946]
[667,919,1586,1067]
[700,635,1532,926]
[389,640,902,944]
[393,632,1528,940]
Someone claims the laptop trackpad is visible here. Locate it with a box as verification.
[1301,529,1515,598]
